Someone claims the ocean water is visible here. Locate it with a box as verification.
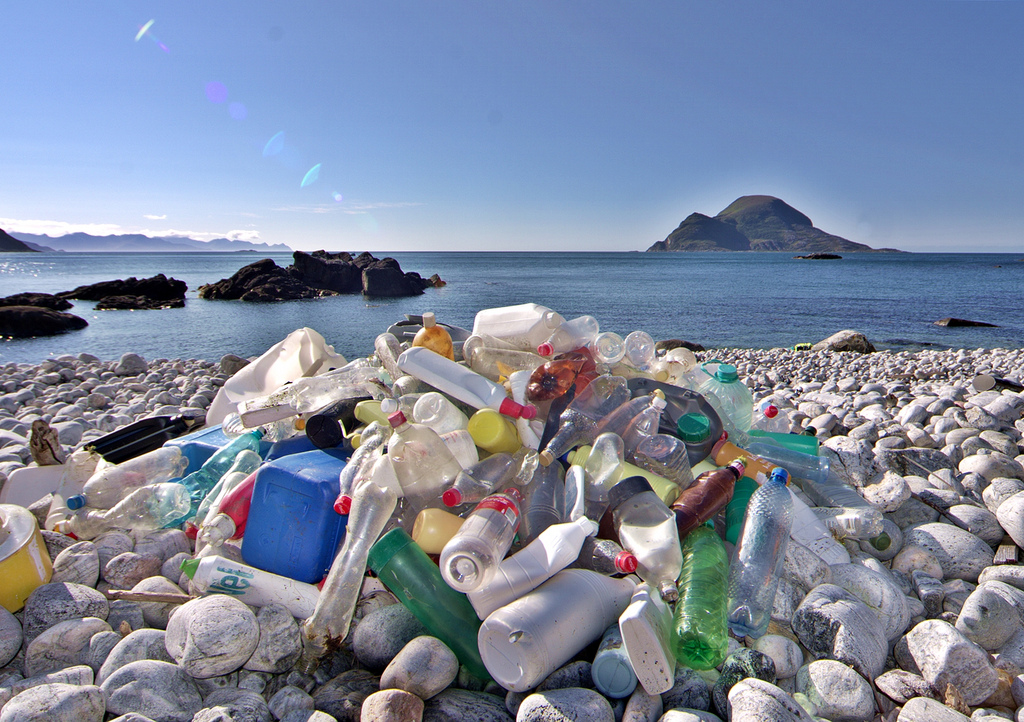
[1,251,1022,365]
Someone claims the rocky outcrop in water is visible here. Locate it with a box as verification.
[0,305,88,338]
[59,274,188,311]
[0,293,73,311]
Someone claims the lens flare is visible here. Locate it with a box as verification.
[263,131,285,157]
[301,164,322,188]
[229,102,247,120]
[134,20,155,42]
[205,82,228,104]
[332,192,344,202]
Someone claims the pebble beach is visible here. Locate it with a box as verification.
[2,341,1024,722]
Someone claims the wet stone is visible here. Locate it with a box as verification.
[21,582,108,643]
[101,660,203,722]
[0,682,105,722]
[243,603,302,674]
[517,687,614,722]
[165,595,260,679]
[711,648,776,718]
[97,628,174,684]
[379,635,459,700]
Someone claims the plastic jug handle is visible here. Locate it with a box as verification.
[699,359,725,376]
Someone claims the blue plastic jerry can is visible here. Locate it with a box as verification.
[241,448,350,584]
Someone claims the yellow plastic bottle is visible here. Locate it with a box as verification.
[467,408,522,454]
[412,507,465,555]
[412,312,455,361]
[710,439,778,483]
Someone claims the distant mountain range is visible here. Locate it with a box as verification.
[6,230,292,253]
[1,228,38,252]
[647,195,903,253]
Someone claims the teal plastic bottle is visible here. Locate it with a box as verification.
[171,430,264,525]
[671,524,729,670]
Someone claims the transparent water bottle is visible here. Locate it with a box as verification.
[443,453,518,507]
[727,467,794,639]
[239,364,382,427]
[671,523,729,670]
[751,400,791,434]
[589,332,626,365]
[56,482,191,540]
[439,487,522,593]
[539,374,631,465]
[191,449,263,530]
[623,331,657,371]
[412,311,454,360]
[174,431,264,524]
[386,402,463,509]
[334,421,388,515]
[465,343,547,382]
[537,315,600,357]
[374,332,404,383]
[744,440,830,484]
[570,535,638,576]
[633,434,694,490]
[609,476,683,603]
[787,492,851,565]
[66,446,188,511]
[517,462,565,546]
[793,475,886,541]
[696,361,754,432]
[223,411,297,444]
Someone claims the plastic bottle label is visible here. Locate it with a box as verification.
[208,563,255,595]
[477,496,521,530]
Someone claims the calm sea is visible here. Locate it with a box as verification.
[1,251,1022,364]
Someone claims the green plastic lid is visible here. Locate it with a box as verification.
[715,364,739,383]
[676,413,711,444]
[367,527,416,574]
[179,558,199,579]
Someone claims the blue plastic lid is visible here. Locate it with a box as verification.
[66,494,87,510]
[768,467,790,486]
[715,364,739,383]
[592,648,638,698]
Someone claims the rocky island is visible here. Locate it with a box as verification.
[647,195,903,254]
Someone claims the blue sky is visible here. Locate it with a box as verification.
[2,2,1023,253]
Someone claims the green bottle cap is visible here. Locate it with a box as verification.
[869,532,892,551]
[715,364,739,383]
[676,413,711,444]
[367,527,416,575]
[179,558,199,579]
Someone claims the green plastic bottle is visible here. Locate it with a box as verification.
[671,524,729,670]
[725,477,759,545]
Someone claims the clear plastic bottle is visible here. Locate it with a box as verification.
[594,393,663,451]
[696,361,754,433]
[570,535,638,576]
[589,331,626,365]
[386,405,463,509]
[334,421,389,515]
[191,449,263,530]
[438,429,479,469]
[222,411,297,444]
[537,315,600,357]
[787,492,851,566]
[66,446,189,511]
[793,475,886,541]
[671,459,746,539]
[302,477,398,662]
[443,453,518,507]
[609,476,683,603]
[412,392,470,434]
[751,400,791,434]
[56,482,191,540]
[539,374,631,465]
[567,440,681,510]
[174,431,264,524]
[471,303,566,351]
[238,364,383,428]
[397,346,537,419]
[465,343,547,382]
[412,312,454,360]
[727,467,794,639]
[620,396,667,461]
[744,441,830,484]
[812,507,887,543]
[671,524,730,670]
[517,462,566,546]
[439,487,522,593]
[623,331,657,371]
[633,434,695,490]
[374,332,405,383]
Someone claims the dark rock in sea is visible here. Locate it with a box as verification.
[60,273,188,303]
[934,317,999,328]
[656,339,706,353]
[0,292,73,311]
[199,251,442,302]
[95,295,186,311]
[0,305,88,338]
[794,252,842,259]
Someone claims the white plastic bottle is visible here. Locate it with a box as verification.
[472,303,566,351]
[619,582,677,695]
[788,489,850,566]
[467,516,598,618]
[398,347,537,419]
[537,315,600,357]
[592,624,638,699]
[180,555,320,619]
[412,392,470,434]
[477,569,636,691]
[440,488,523,593]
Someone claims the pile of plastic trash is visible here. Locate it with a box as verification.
[18,303,889,707]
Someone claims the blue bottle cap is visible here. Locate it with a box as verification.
[66,494,87,510]
[769,467,790,486]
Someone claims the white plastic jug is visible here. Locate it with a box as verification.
[472,303,566,351]
[619,583,676,695]
[477,569,635,691]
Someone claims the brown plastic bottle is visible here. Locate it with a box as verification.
[412,312,455,360]
[670,459,747,539]
[526,350,597,402]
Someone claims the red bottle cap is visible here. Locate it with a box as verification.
[184,522,198,540]
[764,404,779,419]
[498,397,538,419]
[388,410,407,428]
[334,495,352,515]
[615,551,638,574]
[442,488,462,507]
[537,342,554,356]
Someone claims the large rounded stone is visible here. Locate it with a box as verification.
[134,530,191,563]
[0,605,22,668]
[360,688,425,721]
[661,666,710,712]
[794,660,874,722]
[895,696,971,721]
[243,603,302,674]
[712,649,776,718]
[199,688,272,722]
[98,629,174,684]
[954,581,1024,651]
[49,541,100,587]
[828,563,912,642]
[944,504,1004,547]
[751,635,804,681]
[820,437,878,486]
[93,532,134,569]
[352,602,427,672]
[84,630,122,672]
[165,595,259,678]
[791,584,888,681]
[421,689,511,721]
[131,576,186,629]
[380,635,459,700]
[903,619,999,706]
[517,688,614,722]
[0,683,105,722]
[24,617,112,677]
[960,453,1024,482]
[104,552,163,589]
[312,668,381,720]
[21,582,108,643]
[904,523,993,582]
[726,678,815,722]
[101,660,203,722]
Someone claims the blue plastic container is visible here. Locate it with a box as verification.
[241,448,349,584]
[265,434,320,461]
[164,424,272,476]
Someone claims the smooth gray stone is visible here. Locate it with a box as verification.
[751,635,805,681]
[895,697,970,721]
[161,552,191,583]
[904,619,999,706]
[108,714,158,722]
[9,665,94,693]
[0,606,21,668]
[165,595,259,679]
[351,602,427,673]
[791,584,888,681]
[134,529,191,563]
[725,678,815,722]
[993,626,1024,674]
[93,532,135,569]
[238,669,271,693]
[280,712,338,722]
[886,498,941,528]
[876,447,956,478]
[200,688,273,722]
[660,667,710,712]
[40,529,78,560]
[781,539,832,591]
[360,689,424,721]
[83,630,122,672]
[103,552,164,589]
[996,489,1024,548]
[537,661,594,691]
[21,582,108,643]
[98,628,173,684]
[312,668,381,721]
[979,565,1024,590]
[983,477,1024,513]
[268,686,316,720]
[130,576,184,629]
[0,683,105,722]
[860,470,911,512]
[874,669,939,704]
[905,522,993,582]
[960,453,1024,482]
[517,688,614,722]
[106,599,147,632]
[380,635,459,700]
[820,437,879,486]
[49,541,100,587]
[944,504,1004,546]
[243,603,302,674]
[955,580,1024,650]
[194,671,239,698]
[24,617,111,677]
[828,563,912,642]
[101,660,203,722]
[420,688,512,721]
[622,687,663,722]
[794,660,874,722]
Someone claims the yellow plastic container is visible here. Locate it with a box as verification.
[411,507,465,555]
[566,447,681,506]
[467,408,521,454]
[0,503,53,612]
[354,400,388,427]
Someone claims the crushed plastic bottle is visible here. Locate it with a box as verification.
[56,482,191,540]
[539,374,631,465]
[66,446,188,511]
